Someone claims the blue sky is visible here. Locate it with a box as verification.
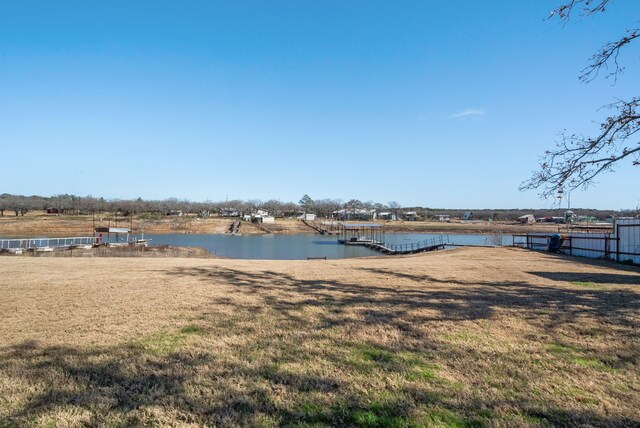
[1,1,638,209]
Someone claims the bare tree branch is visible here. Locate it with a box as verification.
[580,29,639,82]
[523,1,639,199]
[549,0,610,21]
[521,98,640,198]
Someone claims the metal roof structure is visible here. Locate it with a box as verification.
[94,227,131,234]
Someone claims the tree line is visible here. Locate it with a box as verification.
[0,193,636,221]
[0,194,388,219]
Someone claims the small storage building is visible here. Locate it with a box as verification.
[518,214,536,224]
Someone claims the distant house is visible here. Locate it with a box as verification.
[332,209,377,221]
[463,212,473,221]
[252,209,275,224]
[299,213,316,221]
[518,214,536,224]
[254,216,275,224]
[538,216,565,224]
[221,208,240,217]
[536,217,565,224]
[378,212,397,221]
[46,208,63,214]
[434,215,450,222]
[403,211,420,221]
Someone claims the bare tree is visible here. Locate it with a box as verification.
[246,199,262,214]
[0,194,10,217]
[8,195,36,216]
[388,201,402,219]
[521,0,639,198]
[344,199,364,215]
[263,199,285,217]
[77,195,99,215]
[310,199,342,218]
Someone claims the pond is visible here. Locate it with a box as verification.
[144,233,511,260]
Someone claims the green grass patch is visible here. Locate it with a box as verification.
[349,402,409,428]
[252,414,279,427]
[419,408,468,428]
[548,343,619,373]
[348,344,444,385]
[346,343,394,374]
[0,417,15,428]
[399,352,441,382]
[570,357,618,373]
[133,332,186,355]
[559,386,598,404]
[293,399,338,426]
[521,414,552,427]
[405,365,438,381]
[442,332,473,341]
[301,402,322,415]
[475,409,495,420]
[361,347,394,364]
[548,343,580,355]
[570,281,605,290]
[610,382,631,393]
[132,325,203,355]
[350,409,407,427]
[180,324,203,335]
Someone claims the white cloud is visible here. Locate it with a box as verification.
[448,108,486,119]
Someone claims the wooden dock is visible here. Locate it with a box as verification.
[228,220,241,235]
[339,236,448,255]
[302,219,338,235]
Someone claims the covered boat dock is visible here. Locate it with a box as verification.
[337,223,385,245]
[94,227,132,246]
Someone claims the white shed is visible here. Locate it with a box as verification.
[518,214,536,224]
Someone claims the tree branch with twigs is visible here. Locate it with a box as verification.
[520,97,640,198]
[523,0,639,198]
[580,29,639,83]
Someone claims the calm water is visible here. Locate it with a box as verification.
[144,233,511,260]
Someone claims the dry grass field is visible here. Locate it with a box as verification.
[0,214,301,237]
[1,248,638,427]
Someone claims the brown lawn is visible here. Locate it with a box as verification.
[0,247,638,427]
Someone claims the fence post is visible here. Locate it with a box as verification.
[616,224,620,262]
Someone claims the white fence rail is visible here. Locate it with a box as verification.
[0,236,98,250]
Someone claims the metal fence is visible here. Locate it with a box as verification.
[512,218,640,264]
